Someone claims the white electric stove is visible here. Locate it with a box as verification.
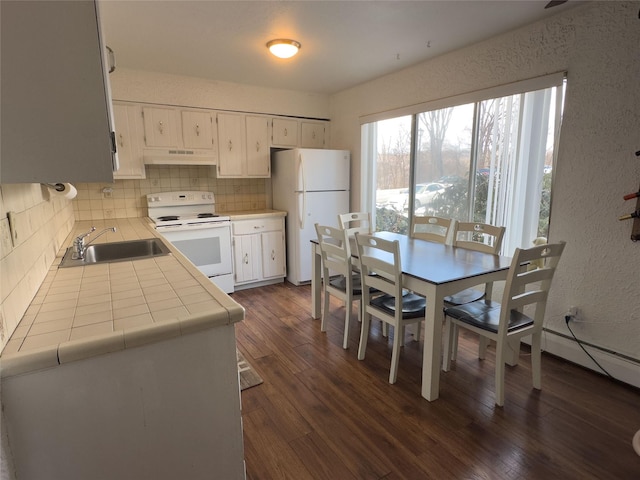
[147,191,234,293]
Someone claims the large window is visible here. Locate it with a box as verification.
[364,75,565,255]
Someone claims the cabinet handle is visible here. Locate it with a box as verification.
[158,121,164,134]
[271,250,276,261]
[118,134,124,147]
[244,253,249,264]
[256,141,260,152]
[284,128,288,136]
[196,124,200,136]
[312,131,316,139]
[228,140,233,151]
[253,225,263,229]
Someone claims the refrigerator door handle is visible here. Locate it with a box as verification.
[299,154,306,229]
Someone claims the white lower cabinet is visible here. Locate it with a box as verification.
[232,215,286,289]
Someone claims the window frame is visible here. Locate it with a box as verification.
[361,72,566,251]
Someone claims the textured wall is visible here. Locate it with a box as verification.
[331,2,640,366]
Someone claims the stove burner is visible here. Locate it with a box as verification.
[197,213,219,218]
[157,215,179,221]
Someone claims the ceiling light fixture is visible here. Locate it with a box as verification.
[267,39,301,59]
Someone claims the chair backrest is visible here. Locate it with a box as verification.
[453,222,506,255]
[354,233,403,300]
[315,224,352,279]
[499,241,566,335]
[338,212,372,237]
[410,216,452,243]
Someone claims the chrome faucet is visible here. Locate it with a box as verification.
[72,226,116,260]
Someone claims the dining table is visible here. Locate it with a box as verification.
[310,231,512,402]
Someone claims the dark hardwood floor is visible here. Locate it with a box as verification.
[233,282,640,479]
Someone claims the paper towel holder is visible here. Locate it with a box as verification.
[44,183,68,192]
[42,182,77,200]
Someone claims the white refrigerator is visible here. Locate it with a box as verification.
[272,148,350,285]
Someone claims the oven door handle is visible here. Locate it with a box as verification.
[156,222,230,232]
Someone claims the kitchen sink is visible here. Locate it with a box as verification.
[59,238,171,268]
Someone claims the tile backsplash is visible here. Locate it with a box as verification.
[73,165,268,221]
[0,184,75,352]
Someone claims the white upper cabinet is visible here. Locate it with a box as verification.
[113,103,145,179]
[245,116,271,177]
[217,113,245,177]
[300,121,326,149]
[141,106,217,165]
[271,118,299,147]
[181,110,216,150]
[142,107,179,148]
[217,114,271,178]
[0,0,115,183]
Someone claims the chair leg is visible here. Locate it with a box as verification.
[478,337,490,360]
[413,320,421,342]
[495,340,506,407]
[531,332,542,390]
[382,322,389,337]
[320,288,330,332]
[389,323,402,384]
[342,296,352,350]
[451,324,459,360]
[442,317,454,372]
[358,312,371,360]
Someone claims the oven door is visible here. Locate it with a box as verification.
[156,222,233,279]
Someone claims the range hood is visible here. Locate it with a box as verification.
[143,148,217,166]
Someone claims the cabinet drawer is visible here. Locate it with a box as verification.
[233,217,283,235]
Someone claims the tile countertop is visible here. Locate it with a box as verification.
[0,217,245,378]
[226,209,287,220]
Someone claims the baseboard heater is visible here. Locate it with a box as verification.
[541,327,640,388]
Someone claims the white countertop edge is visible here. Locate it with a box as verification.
[0,310,237,379]
[226,209,286,220]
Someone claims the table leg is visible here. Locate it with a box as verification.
[421,289,444,401]
[311,243,322,319]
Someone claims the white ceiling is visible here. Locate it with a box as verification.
[99,0,581,95]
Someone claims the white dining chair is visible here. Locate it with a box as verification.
[355,233,426,384]
[443,241,566,406]
[410,215,452,243]
[338,212,372,236]
[314,224,363,349]
[446,222,506,359]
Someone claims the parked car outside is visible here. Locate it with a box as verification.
[386,182,447,212]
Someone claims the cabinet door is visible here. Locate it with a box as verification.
[271,118,298,147]
[0,0,115,183]
[217,113,245,177]
[300,121,326,148]
[261,231,286,279]
[245,116,270,177]
[142,106,179,147]
[182,110,215,150]
[233,234,261,284]
[113,103,145,179]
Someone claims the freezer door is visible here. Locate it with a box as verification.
[289,190,350,285]
[295,149,350,192]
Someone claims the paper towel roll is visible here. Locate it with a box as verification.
[48,183,77,200]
